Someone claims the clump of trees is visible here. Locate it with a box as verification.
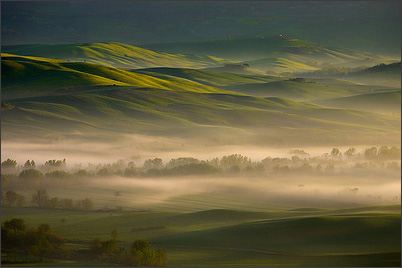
[30,189,94,211]
[19,169,44,187]
[90,229,166,266]
[2,190,25,207]
[1,188,95,211]
[364,146,400,160]
[43,159,66,172]
[1,219,68,263]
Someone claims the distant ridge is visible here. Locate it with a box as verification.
[2,42,235,69]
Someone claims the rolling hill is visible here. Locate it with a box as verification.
[344,62,401,87]
[221,78,396,101]
[131,68,398,102]
[2,54,400,146]
[1,42,236,69]
[241,57,319,74]
[132,67,281,86]
[2,205,400,266]
[153,213,401,258]
[314,90,401,115]
[3,39,399,76]
[143,37,398,66]
[1,53,231,99]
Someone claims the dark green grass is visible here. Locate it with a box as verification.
[132,67,280,86]
[314,90,401,114]
[344,62,401,87]
[2,206,400,267]
[161,246,401,267]
[2,54,400,146]
[3,86,400,145]
[1,54,229,100]
[143,37,397,65]
[222,78,397,101]
[154,214,401,255]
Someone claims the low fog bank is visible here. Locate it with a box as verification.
[2,134,399,168]
[5,173,398,212]
[80,174,401,210]
[2,141,400,211]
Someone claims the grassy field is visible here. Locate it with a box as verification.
[2,54,400,146]
[2,206,400,267]
[2,2,401,267]
[143,37,397,65]
[221,78,396,101]
[1,53,231,99]
[132,67,281,87]
[314,90,401,115]
[344,62,401,88]
[1,42,235,69]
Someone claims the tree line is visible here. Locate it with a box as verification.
[1,189,94,211]
[1,146,400,186]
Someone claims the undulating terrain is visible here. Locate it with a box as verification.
[1,1,401,267]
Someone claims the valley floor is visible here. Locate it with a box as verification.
[1,206,400,267]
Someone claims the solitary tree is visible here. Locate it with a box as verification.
[32,189,49,207]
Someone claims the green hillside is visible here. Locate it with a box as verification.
[222,78,395,101]
[242,57,319,74]
[3,206,400,242]
[131,68,398,102]
[2,206,400,266]
[154,214,401,256]
[2,54,400,146]
[3,39,398,76]
[132,67,281,86]
[3,86,400,146]
[345,62,401,87]
[315,90,401,115]
[1,42,235,69]
[1,53,231,99]
[144,37,397,65]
